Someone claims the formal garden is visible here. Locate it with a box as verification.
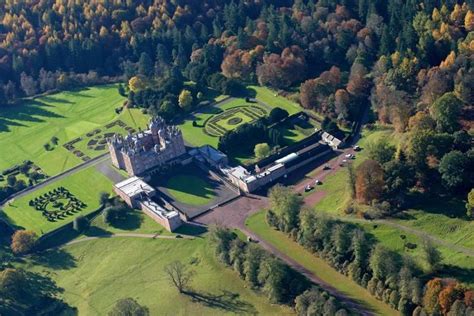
[203,105,267,137]
[0,161,48,202]
[1,166,113,235]
[63,119,138,161]
[29,187,86,222]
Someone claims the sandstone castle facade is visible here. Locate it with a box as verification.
[107,117,186,176]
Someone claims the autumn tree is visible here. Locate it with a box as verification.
[178,89,193,111]
[11,230,37,255]
[257,46,306,88]
[423,278,444,315]
[355,159,384,204]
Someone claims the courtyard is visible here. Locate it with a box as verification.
[149,164,239,219]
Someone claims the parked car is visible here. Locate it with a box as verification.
[345,153,352,158]
[315,179,322,185]
[304,185,313,192]
[353,145,361,151]
[323,164,331,170]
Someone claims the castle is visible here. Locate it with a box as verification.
[107,117,186,176]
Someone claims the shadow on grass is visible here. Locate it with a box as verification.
[175,223,208,237]
[108,211,143,231]
[32,248,76,270]
[183,289,257,315]
[0,99,65,132]
[84,226,112,237]
[437,265,474,285]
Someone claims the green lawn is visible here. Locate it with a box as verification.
[247,85,301,115]
[21,237,293,315]
[1,166,113,235]
[165,175,217,206]
[314,127,396,214]
[359,221,474,287]
[245,211,398,316]
[393,199,474,250]
[0,85,149,176]
[86,210,174,236]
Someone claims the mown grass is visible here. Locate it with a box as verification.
[245,211,398,316]
[1,166,113,235]
[165,174,217,206]
[0,85,148,176]
[313,127,396,214]
[247,85,301,115]
[21,237,293,315]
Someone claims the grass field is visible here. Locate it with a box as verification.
[1,166,113,235]
[394,199,474,250]
[165,175,217,206]
[245,211,398,316]
[247,85,301,115]
[21,237,293,315]
[0,85,149,176]
[314,127,396,214]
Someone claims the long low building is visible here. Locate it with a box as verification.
[225,142,332,193]
[114,176,183,232]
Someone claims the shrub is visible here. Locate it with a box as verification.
[11,230,37,255]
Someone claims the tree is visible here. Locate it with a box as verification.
[268,185,302,233]
[466,189,474,219]
[20,72,38,96]
[438,150,470,191]
[430,92,463,133]
[128,76,148,92]
[355,159,384,204]
[423,278,443,315]
[178,89,193,111]
[11,230,37,255]
[164,260,194,293]
[99,191,110,205]
[268,107,289,124]
[367,138,396,164]
[73,216,89,232]
[138,52,153,77]
[423,239,443,272]
[254,143,271,159]
[108,298,149,316]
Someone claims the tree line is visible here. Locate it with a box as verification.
[209,225,350,315]
[2,1,471,131]
[266,185,474,315]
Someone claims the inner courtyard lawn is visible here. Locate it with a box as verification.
[21,237,292,315]
[165,175,217,206]
[1,166,113,235]
[0,85,149,176]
